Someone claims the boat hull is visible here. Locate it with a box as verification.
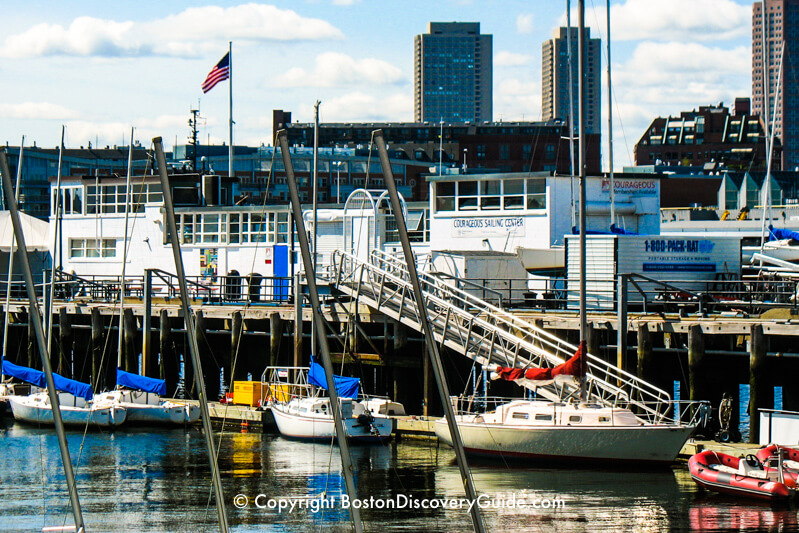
[271,405,392,443]
[689,450,793,501]
[435,418,693,465]
[8,396,127,428]
[123,403,199,425]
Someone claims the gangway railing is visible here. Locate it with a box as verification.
[329,249,676,424]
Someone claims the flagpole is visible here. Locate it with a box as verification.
[228,41,233,179]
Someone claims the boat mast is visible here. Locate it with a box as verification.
[311,100,320,360]
[373,130,486,533]
[566,0,577,229]
[46,126,65,359]
[117,128,134,370]
[607,0,615,227]
[152,137,229,533]
[276,129,364,533]
[0,148,86,531]
[760,42,785,252]
[2,137,24,380]
[578,0,588,399]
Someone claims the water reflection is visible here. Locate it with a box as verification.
[3,420,792,532]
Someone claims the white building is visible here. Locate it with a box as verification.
[426,172,661,271]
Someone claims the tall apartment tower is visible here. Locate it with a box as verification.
[753,0,799,170]
[542,27,601,135]
[414,22,493,123]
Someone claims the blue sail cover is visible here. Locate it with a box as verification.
[117,368,167,396]
[307,357,360,399]
[610,224,639,235]
[769,225,799,242]
[1,360,93,401]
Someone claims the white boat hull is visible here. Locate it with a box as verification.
[435,417,693,465]
[94,391,200,425]
[8,395,127,428]
[271,404,392,443]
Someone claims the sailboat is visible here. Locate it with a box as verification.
[435,1,699,466]
[3,360,127,427]
[267,359,393,443]
[94,368,199,425]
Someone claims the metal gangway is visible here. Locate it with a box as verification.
[329,249,676,424]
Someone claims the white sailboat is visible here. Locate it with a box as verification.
[265,364,394,443]
[435,1,700,466]
[9,391,127,428]
[94,369,199,425]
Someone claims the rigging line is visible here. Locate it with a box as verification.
[215,135,279,462]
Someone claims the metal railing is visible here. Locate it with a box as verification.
[329,249,680,425]
[0,269,296,306]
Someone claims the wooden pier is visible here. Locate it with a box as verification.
[4,282,798,443]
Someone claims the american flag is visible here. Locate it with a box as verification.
[201,52,230,94]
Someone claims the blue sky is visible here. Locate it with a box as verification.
[0,0,753,169]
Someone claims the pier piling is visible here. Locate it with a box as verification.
[90,308,104,389]
[688,325,706,402]
[57,307,71,377]
[269,312,282,367]
[160,309,179,395]
[230,311,245,382]
[749,324,768,444]
[123,308,136,373]
[637,323,653,383]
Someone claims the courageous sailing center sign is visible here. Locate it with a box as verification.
[451,216,525,237]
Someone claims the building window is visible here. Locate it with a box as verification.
[457,181,478,210]
[435,182,455,212]
[69,238,116,259]
[503,179,525,209]
[499,144,510,160]
[526,179,546,209]
[479,181,501,210]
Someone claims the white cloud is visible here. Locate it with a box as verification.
[615,42,749,87]
[516,14,535,34]
[298,92,413,122]
[0,4,344,58]
[273,52,405,87]
[564,0,750,42]
[495,51,533,68]
[495,78,540,121]
[332,0,360,5]
[0,102,79,120]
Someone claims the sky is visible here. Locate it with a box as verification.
[0,0,755,169]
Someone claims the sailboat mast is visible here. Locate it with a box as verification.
[311,100,320,360]
[761,42,786,251]
[276,129,364,533]
[2,137,24,378]
[46,126,65,360]
[117,127,134,369]
[0,148,85,531]
[374,130,486,533]
[567,0,577,229]
[607,0,615,226]
[153,137,229,533]
[578,0,588,346]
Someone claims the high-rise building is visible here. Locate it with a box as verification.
[542,27,601,135]
[753,0,799,170]
[414,22,492,123]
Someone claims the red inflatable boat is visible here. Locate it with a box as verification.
[689,447,799,501]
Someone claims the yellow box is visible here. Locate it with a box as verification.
[232,381,264,407]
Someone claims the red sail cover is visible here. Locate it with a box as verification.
[496,341,587,382]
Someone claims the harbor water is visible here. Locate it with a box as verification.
[2,419,797,532]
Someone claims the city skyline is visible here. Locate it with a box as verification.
[0,0,753,171]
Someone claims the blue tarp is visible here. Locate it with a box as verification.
[1,360,93,401]
[307,357,360,399]
[769,225,799,242]
[117,368,167,396]
[610,224,639,235]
